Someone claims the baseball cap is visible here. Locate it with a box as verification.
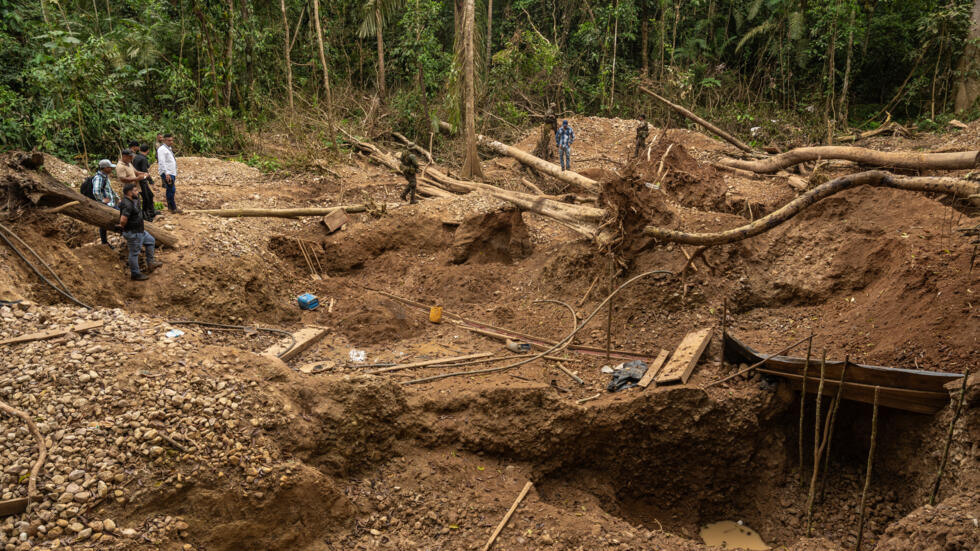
[98,159,115,169]
[120,149,133,157]
[562,119,568,124]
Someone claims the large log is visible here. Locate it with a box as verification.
[639,171,980,246]
[719,146,980,174]
[187,205,370,218]
[6,161,179,248]
[476,134,600,193]
[639,86,755,153]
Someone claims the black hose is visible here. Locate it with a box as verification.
[0,229,92,310]
[0,222,73,298]
[166,320,297,359]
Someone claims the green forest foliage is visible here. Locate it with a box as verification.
[0,0,974,163]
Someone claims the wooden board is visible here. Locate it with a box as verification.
[723,333,961,393]
[0,497,28,517]
[655,328,712,385]
[767,369,950,415]
[0,320,104,346]
[321,209,349,233]
[262,326,328,362]
[637,349,670,388]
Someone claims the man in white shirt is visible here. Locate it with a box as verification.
[157,133,179,213]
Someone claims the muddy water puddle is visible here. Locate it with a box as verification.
[699,520,769,549]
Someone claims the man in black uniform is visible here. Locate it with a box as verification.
[118,183,162,281]
[399,148,420,204]
[634,114,649,158]
[132,143,155,221]
[545,102,558,134]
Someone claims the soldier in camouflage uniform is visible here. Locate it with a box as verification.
[399,148,420,204]
[634,114,649,158]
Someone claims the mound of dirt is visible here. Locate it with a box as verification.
[337,296,421,344]
[635,140,727,210]
[450,205,532,264]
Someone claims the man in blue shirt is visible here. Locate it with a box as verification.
[556,120,575,171]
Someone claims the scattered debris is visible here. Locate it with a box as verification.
[606,360,649,392]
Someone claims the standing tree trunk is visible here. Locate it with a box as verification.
[312,0,338,153]
[375,5,386,98]
[280,0,294,111]
[609,0,619,109]
[461,0,483,179]
[658,1,667,80]
[640,4,649,77]
[838,2,856,125]
[824,0,840,144]
[223,0,235,108]
[670,0,681,64]
[955,0,980,112]
[486,0,493,72]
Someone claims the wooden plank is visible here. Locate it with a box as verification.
[0,497,28,517]
[637,349,670,388]
[656,328,712,385]
[723,333,961,393]
[262,326,329,362]
[321,209,349,233]
[368,352,494,374]
[0,320,104,346]
[767,369,950,415]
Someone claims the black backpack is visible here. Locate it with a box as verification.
[80,176,95,199]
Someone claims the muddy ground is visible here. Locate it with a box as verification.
[0,117,978,550]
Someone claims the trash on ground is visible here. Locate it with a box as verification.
[606,360,649,392]
[165,329,184,339]
[348,349,366,363]
[297,293,320,310]
[506,339,532,353]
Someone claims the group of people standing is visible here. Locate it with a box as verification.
[88,133,179,281]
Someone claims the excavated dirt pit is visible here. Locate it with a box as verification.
[0,119,977,550]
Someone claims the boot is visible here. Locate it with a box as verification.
[146,261,163,273]
[131,272,149,281]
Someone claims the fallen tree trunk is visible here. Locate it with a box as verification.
[6,160,179,248]
[639,86,755,153]
[345,132,605,235]
[719,146,980,174]
[477,134,600,193]
[187,205,370,218]
[639,171,980,246]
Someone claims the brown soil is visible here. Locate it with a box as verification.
[0,116,978,551]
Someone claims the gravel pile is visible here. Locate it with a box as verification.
[0,302,288,550]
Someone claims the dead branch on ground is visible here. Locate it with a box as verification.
[639,86,755,153]
[0,398,47,513]
[638,171,980,246]
[719,146,978,174]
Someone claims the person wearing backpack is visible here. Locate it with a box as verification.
[92,159,120,246]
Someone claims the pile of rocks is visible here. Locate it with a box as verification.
[0,302,290,550]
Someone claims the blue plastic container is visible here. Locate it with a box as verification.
[297,293,319,310]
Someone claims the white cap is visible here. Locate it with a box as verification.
[98,159,115,169]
